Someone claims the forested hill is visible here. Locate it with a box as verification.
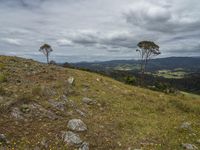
[71,57,200,72]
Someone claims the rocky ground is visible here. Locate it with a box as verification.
[0,56,199,150]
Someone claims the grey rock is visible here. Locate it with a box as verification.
[29,103,59,120]
[82,97,96,105]
[181,122,191,130]
[182,143,198,150]
[11,107,24,120]
[76,109,87,117]
[68,77,75,85]
[60,95,68,102]
[48,100,66,111]
[0,134,7,143]
[67,119,87,132]
[79,142,89,150]
[62,131,82,145]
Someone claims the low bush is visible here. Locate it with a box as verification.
[0,74,7,83]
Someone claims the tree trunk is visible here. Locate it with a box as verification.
[46,53,49,64]
[140,61,145,86]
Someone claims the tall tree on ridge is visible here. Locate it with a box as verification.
[136,41,161,85]
[39,43,53,64]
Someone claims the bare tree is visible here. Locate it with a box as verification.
[136,41,161,85]
[39,44,53,64]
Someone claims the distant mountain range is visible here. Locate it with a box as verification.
[71,57,200,72]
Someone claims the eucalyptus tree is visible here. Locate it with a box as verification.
[39,44,53,64]
[136,41,161,84]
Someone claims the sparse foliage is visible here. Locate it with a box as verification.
[39,44,53,64]
[136,41,161,85]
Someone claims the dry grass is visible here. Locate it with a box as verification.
[0,55,199,150]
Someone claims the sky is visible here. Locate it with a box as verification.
[0,0,200,62]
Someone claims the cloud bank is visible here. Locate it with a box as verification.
[0,0,199,62]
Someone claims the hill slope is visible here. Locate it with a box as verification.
[0,56,199,150]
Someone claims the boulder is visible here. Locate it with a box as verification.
[67,119,87,132]
[63,131,82,145]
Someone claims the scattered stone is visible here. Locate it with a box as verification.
[76,109,87,117]
[79,142,89,150]
[97,103,101,107]
[62,131,82,145]
[0,134,7,143]
[182,143,198,150]
[180,122,192,130]
[197,139,200,144]
[48,99,66,111]
[117,141,122,147]
[68,77,75,85]
[67,119,87,132]
[40,138,48,149]
[82,97,96,105]
[11,107,24,120]
[29,103,59,120]
[96,78,100,82]
[60,95,68,102]
[11,103,59,120]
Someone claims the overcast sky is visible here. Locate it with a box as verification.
[0,0,199,62]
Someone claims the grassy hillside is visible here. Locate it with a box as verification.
[0,56,199,150]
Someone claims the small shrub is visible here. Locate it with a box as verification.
[20,104,31,113]
[0,86,6,95]
[124,76,137,85]
[17,92,33,103]
[0,104,9,114]
[154,82,179,94]
[0,63,5,69]
[32,86,43,97]
[0,74,7,83]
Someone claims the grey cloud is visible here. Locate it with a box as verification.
[0,0,200,62]
[64,31,139,50]
[1,38,22,46]
[125,1,200,33]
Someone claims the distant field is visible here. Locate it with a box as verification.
[114,64,140,71]
[153,69,188,79]
[181,91,200,99]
